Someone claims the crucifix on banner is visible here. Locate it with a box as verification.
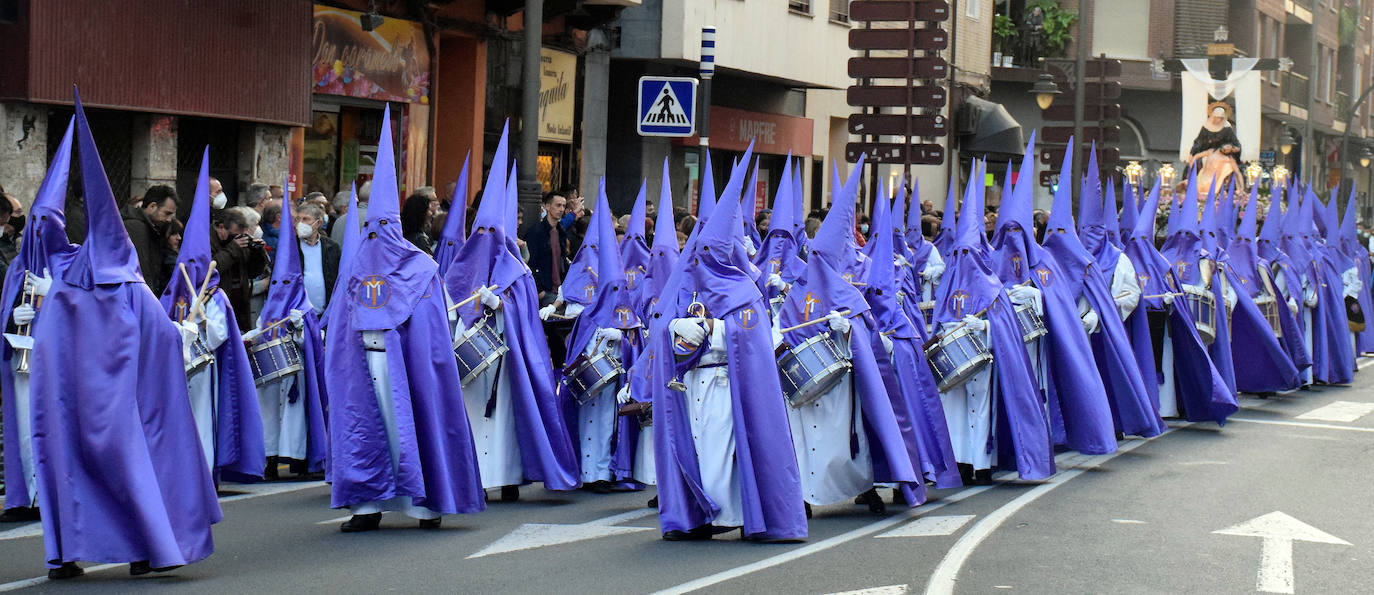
[1156,26,1292,198]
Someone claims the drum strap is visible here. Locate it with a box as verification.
[484,355,504,418]
[849,377,860,459]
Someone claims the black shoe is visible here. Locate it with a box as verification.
[128,561,180,576]
[891,488,908,507]
[263,456,279,482]
[287,459,309,476]
[804,502,813,519]
[957,463,975,485]
[500,485,520,502]
[647,496,659,509]
[662,525,715,541]
[418,517,441,530]
[586,480,614,494]
[0,506,39,523]
[974,469,994,486]
[858,488,886,515]
[47,562,82,580]
[340,513,382,533]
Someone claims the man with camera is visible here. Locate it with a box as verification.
[212,207,269,332]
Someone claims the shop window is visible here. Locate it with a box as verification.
[789,0,812,15]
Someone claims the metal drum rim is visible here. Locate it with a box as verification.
[786,361,851,408]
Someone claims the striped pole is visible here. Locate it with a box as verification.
[698,26,715,209]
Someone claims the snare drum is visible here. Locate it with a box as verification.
[247,336,302,385]
[1014,302,1047,343]
[1182,286,1217,345]
[565,351,624,404]
[776,332,852,408]
[925,324,993,392]
[186,338,216,375]
[453,317,509,387]
[1254,293,1282,338]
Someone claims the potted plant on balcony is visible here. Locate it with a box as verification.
[994,14,1017,67]
[1025,0,1078,60]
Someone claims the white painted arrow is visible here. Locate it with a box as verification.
[825,585,908,595]
[467,508,655,559]
[1212,511,1351,594]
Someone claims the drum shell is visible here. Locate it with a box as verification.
[1014,302,1046,343]
[776,332,852,408]
[247,336,303,386]
[925,325,993,392]
[565,351,625,404]
[186,338,217,376]
[1182,286,1216,345]
[454,319,510,387]
[1254,294,1282,338]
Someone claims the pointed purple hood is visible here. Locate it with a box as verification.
[435,152,470,274]
[66,88,142,288]
[561,179,611,306]
[160,148,220,319]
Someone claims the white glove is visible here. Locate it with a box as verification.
[616,384,632,405]
[894,254,911,268]
[12,304,35,326]
[179,321,200,365]
[669,317,707,345]
[1303,287,1318,308]
[599,327,623,347]
[242,327,263,343]
[879,331,894,355]
[1008,285,1041,305]
[920,266,938,282]
[1081,310,1101,334]
[1222,286,1237,312]
[1163,293,1176,306]
[539,304,556,320]
[767,273,788,290]
[826,310,851,334]
[289,308,305,326]
[1287,297,1299,316]
[478,286,501,310]
[961,315,987,332]
[24,268,52,297]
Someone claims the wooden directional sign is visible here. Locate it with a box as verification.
[1039,171,1061,188]
[848,57,948,79]
[1079,81,1123,100]
[1042,125,1120,144]
[1039,146,1122,166]
[1042,103,1121,121]
[847,114,948,136]
[849,0,949,22]
[846,142,945,164]
[849,28,948,51]
[1046,58,1122,78]
[847,85,947,108]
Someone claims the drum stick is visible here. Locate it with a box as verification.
[1141,292,1184,299]
[778,309,852,334]
[921,280,1034,349]
[449,285,499,312]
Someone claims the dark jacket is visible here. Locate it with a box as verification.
[298,234,342,310]
[211,231,270,332]
[524,218,567,297]
[405,231,434,256]
[121,205,166,294]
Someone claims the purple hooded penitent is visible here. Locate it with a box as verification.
[1339,190,1374,353]
[648,144,808,539]
[861,182,961,489]
[324,105,486,515]
[1286,189,1353,384]
[621,179,652,310]
[1254,184,1312,370]
[1122,179,1236,424]
[561,180,608,307]
[933,175,959,256]
[935,155,1054,479]
[160,149,265,482]
[1161,168,1237,393]
[255,178,331,472]
[444,123,580,491]
[755,156,807,304]
[1040,145,1164,439]
[30,89,221,569]
[779,156,927,504]
[2,118,77,512]
[434,152,470,273]
[742,162,763,249]
[992,137,1116,452]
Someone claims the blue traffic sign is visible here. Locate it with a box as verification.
[638,76,698,137]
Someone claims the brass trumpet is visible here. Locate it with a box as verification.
[14,282,41,374]
[666,293,709,392]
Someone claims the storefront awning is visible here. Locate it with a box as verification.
[959,96,1024,157]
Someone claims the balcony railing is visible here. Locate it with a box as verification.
[1283,71,1310,109]
[1290,0,1313,10]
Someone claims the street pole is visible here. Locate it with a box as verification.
[1072,0,1089,204]
[518,0,544,211]
[1306,5,1318,187]
[698,26,715,214]
[1339,81,1374,203]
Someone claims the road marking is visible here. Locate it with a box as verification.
[1228,417,1374,433]
[826,585,908,595]
[1111,519,1147,525]
[467,508,656,559]
[923,437,1156,595]
[1213,511,1350,594]
[1178,460,1229,466]
[0,563,121,592]
[1294,400,1374,422]
[876,515,975,538]
[316,515,353,526]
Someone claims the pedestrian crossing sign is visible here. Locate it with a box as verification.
[638,76,698,137]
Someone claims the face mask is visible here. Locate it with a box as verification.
[251,226,263,240]
[295,222,314,238]
[211,192,227,209]
[860,224,870,234]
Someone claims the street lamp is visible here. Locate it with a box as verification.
[1124,161,1143,186]
[1272,165,1289,188]
[1279,128,1297,156]
[1245,162,1263,187]
[1360,145,1373,168]
[1158,163,1176,188]
[1031,74,1061,110]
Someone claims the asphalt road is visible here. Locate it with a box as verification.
[3,362,1374,594]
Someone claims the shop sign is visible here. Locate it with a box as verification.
[312,5,431,104]
[540,48,578,143]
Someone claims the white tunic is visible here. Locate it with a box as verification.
[256,355,310,462]
[678,319,744,528]
[186,299,230,473]
[774,325,873,506]
[937,320,995,470]
[352,330,439,519]
[1110,254,1141,321]
[576,329,620,483]
[456,311,524,489]
[9,357,35,504]
[1157,324,1180,418]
